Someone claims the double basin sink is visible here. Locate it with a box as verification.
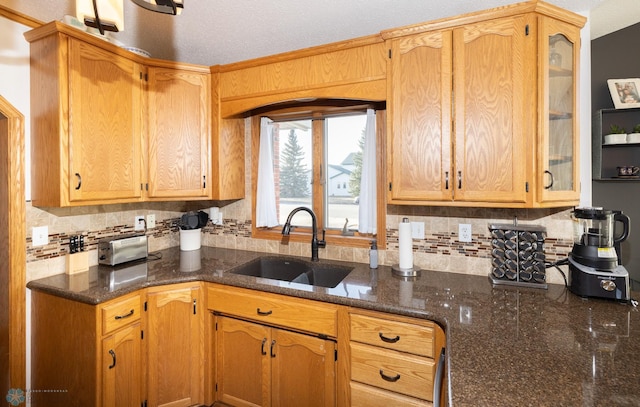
[228,256,353,288]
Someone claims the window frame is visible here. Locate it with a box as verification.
[250,106,386,249]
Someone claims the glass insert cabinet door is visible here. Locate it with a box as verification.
[540,18,581,203]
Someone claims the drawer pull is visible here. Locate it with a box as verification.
[261,338,267,356]
[114,309,134,320]
[257,308,273,316]
[379,369,400,382]
[108,349,116,369]
[378,332,400,343]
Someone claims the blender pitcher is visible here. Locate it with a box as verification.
[571,208,630,270]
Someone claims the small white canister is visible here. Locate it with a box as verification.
[179,228,202,251]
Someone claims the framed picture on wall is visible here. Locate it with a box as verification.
[608,78,640,109]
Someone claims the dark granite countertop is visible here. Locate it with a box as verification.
[27,246,640,406]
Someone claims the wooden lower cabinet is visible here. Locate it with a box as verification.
[30,290,144,407]
[214,315,336,407]
[350,382,431,407]
[30,284,206,407]
[30,281,446,407]
[347,310,446,407]
[101,322,143,407]
[146,282,204,407]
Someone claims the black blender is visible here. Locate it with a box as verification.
[568,208,631,301]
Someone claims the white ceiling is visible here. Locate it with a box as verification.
[1,0,638,66]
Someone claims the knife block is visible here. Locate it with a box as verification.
[67,251,89,275]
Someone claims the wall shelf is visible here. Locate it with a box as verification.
[592,108,640,180]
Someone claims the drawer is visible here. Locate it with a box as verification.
[350,382,432,407]
[350,313,434,357]
[208,285,338,337]
[350,342,434,401]
[101,293,141,335]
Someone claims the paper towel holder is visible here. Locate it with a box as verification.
[391,264,421,277]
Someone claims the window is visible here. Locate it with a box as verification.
[251,105,386,249]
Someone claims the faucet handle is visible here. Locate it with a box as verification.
[318,230,326,248]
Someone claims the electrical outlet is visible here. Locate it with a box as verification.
[459,223,472,242]
[32,226,49,247]
[147,214,156,229]
[410,222,425,239]
[134,215,145,231]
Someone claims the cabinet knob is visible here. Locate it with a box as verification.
[75,173,82,190]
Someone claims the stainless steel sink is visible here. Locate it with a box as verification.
[229,256,353,288]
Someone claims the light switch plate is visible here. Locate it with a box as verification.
[147,214,156,229]
[32,226,49,247]
[410,222,425,239]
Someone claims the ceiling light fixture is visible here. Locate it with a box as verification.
[76,0,124,34]
[131,0,184,15]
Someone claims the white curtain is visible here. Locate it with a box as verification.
[256,117,279,227]
[358,109,377,234]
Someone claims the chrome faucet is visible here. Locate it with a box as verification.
[282,207,326,261]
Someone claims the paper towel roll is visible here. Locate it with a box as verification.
[398,218,413,269]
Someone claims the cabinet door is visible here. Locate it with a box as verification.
[146,283,204,407]
[271,329,336,407]
[215,316,271,407]
[538,18,581,204]
[388,30,453,202]
[453,16,529,203]
[68,39,143,202]
[102,322,142,407]
[147,67,211,199]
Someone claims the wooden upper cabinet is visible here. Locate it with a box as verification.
[452,16,530,204]
[147,67,211,199]
[388,17,530,205]
[68,39,144,203]
[26,27,146,207]
[537,17,581,205]
[388,30,452,202]
[386,4,584,208]
[26,22,222,206]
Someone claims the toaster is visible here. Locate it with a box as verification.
[98,235,148,266]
